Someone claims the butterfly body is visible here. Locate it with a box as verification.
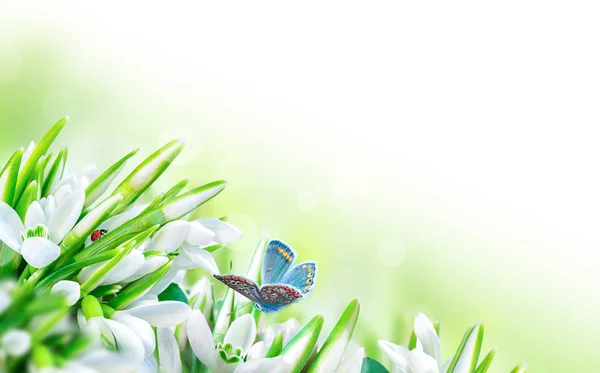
[214,239,316,313]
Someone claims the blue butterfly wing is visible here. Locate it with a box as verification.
[213,274,261,303]
[281,261,317,296]
[258,284,302,312]
[261,239,296,285]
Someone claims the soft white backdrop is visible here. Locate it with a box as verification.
[2,2,599,371]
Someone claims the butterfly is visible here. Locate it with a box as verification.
[214,239,317,313]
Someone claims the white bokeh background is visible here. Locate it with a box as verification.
[2,1,599,371]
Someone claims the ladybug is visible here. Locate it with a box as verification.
[91,229,108,242]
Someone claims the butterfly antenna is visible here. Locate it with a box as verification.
[227,302,253,316]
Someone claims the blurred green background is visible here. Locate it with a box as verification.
[2,2,599,371]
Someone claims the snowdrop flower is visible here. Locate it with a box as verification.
[336,347,365,373]
[51,280,81,306]
[176,277,214,351]
[147,218,242,274]
[54,165,98,194]
[379,313,443,373]
[1,329,31,357]
[0,184,84,268]
[248,318,301,360]
[188,311,256,373]
[80,295,190,361]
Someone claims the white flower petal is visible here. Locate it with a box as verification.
[337,348,365,373]
[196,218,242,244]
[247,341,268,360]
[146,220,190,253]
[1,329,31,356]
[378,340,411,373]
[126,301,191,328]
[148,268,180,296]
[25,201,47,228]
[126,294,160,309]
[0,201,24,251]
[47,188,85,243]
[104,318,145,362]
[188,277,214,321]
[112,312,156,357]
[43,196,56,220]
[185,221,216,246]
[407,349,439,373]
[414,313,442,364]
[100,250,145,285]
[157,328,182,373]
[121,255,169,284]
[234,357,289,373]
[187,310,217,370]
[177,248,220,274]
[224,314,257,356]
[21,237,60,268]
[51,280,81,306]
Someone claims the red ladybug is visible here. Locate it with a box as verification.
[91,229,108,242]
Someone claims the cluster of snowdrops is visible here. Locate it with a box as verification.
[0,119,528,373]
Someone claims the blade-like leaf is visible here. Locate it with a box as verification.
[159,177,191,205]
[0,149,23,205]
[235,236,268,319]
[15,117,67,203]
[107,259,173,309]
[474,348,497,373]
[42,148,67,197]
[281,315,324,373]
[308,299,361,373]
[15,180,39,220]
[510,363,528,373]
[266,330,284,358]
[110,140,184,215]
[213,287,235,343]
[60,194,124,250]
[446,323,484,373]
[84,148,139,209]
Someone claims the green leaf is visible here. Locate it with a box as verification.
[446,323,484,373]
[110,140,184,215]
[308,299,361,373]
[0,149,22,205]
[159,180,227,220]
[266,330,284,358]
[108,259,173,309]
[78,180,227,260]
[235,236,268,319]
[213,287,235,343]
[510,363,528,373]
[159,283,188,304]
[281,315,324,373]
[35,248,121,290]
[160,177,191,205]
[60,194,124,250]
[360,357,389,373]
[474,348,497,373]
[80,243,135,294]
[15,180,39,220]
[84,148,139,209]
[15,117,67,203]
[408,330,417,350]
[42,148,67,197]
